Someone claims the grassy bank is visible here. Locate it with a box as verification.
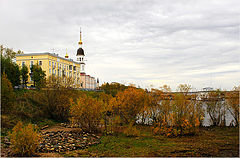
[62,126,239,157]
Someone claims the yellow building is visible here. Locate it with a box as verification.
[16,30,98,89]
[16,52,82,88]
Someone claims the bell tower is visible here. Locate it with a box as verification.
[76,28,85,73]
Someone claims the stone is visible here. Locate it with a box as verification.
[38,128,100,153]
[41,125,49,130]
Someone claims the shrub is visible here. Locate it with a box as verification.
[69,95,103,132]
[42,76,76,121]
[8,121,41,156]
[152,84,203,137]
[153,117,200,137]
[14,90,45,121]
[111,87,150,124]
[123,123,140,137]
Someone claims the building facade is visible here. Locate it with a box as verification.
[15,30,98,90]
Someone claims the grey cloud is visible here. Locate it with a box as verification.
[0,0,239,90]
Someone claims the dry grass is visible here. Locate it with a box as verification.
[62,126,239,157]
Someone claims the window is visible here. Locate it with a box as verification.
[67,72,68,77]
[22,61,25,67]
[39,61,42,65]
[49,61,51,66]
[67,66,68,70]
[30,61,34,67]
[52,62,54,67]
[55,70,56,74]
[49,68,51,74]
[30,76,33,81]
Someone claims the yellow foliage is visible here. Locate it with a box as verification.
[1,73,15,112]
[112,87,150,124]
[123,123,140,137]
[152,84,202,137]
[226,88,239,126]
[195,118,200,127]
[70,94,103,132]
[8,121,41,156]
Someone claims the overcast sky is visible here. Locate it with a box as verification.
[0,0,240,90]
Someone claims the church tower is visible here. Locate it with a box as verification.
[97,78,99,89]
[77,28,85,73]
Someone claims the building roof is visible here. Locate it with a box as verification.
[16,52,80,65]
[77,48,84,56]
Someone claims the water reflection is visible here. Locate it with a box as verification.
[137,101,236,126]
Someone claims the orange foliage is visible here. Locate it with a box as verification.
[111,87,151,124]
[8,121,41,156]
[69,95,103,132]
[152,84,203,137]
[226,86,239,126]
[1,73,15,112]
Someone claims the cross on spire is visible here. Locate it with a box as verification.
[78,27,82,45]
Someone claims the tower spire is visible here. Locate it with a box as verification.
[65,48,69,58]
[78,27,83,45]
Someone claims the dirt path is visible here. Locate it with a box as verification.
[41,125,82,133]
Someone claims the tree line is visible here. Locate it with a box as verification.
[1,45,46,90]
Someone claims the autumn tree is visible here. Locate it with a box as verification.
[41,75,75,121]
[100,82,128,97]
[1,73,15,113]
[206,89,225,126]
[70,94,103,132]
[173,84,203,134]
[111,87,150,125]
[226,86,239,126]
[20,64,29,87]
[153,84,203,137]
[98,93,113,134]
[1,55,21,86]
[150,85,172,124]
[0,45,23,60]
[30,64,46,89]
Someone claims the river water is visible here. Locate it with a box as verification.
[137,101,236,126]
[202,102,235,126]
